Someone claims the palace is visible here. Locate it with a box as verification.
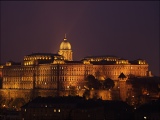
[0,35,152,101]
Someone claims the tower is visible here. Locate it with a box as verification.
[118,72,128,101]
[58,34,73,61]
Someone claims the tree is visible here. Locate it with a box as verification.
[103,78,115,90]
[11,98,26,110]
[83,89,90,99]
[85,75,102,90]
[69,86,77,96]
[0,94,5,108]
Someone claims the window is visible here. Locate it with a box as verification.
[58,109,60,112]
[54,109,56,112]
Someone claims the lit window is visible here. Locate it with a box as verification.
[25,109,27,112]
[45,105,47,107]
[54,109,56,112]
[58,109,60,112]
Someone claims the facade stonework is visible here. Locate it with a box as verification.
[0,35,152,102]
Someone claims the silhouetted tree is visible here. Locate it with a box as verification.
[83,89,90,99]
[128,74,136,79]
[11,98,26,110]
[126,77,160,106]
[103,78,115,90]
[93,92,99,100]
[0,78,2,88]
[69,86,77,96]
[85,75,102,90]
[0,94,5,107]
[128,77,160,93]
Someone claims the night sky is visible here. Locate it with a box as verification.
[1,1,159,76]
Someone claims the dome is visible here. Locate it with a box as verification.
[59,36,71,50]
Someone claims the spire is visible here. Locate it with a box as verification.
[64,33,67,41]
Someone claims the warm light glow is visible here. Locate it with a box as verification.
[0,65,3,68]
[1,36,151,102]
[6,62,11,66]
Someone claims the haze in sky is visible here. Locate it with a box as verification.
[1,1,159,75]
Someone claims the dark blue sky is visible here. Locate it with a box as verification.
[1,1,159,76]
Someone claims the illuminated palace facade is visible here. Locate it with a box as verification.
[0,35,151,99]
